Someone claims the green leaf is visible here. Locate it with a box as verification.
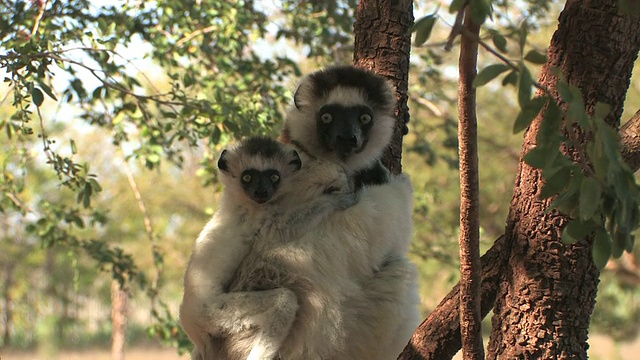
[70,139,77,154]
[83,183,92,208]
[524,146,553,169]
[502,70,518,86]
[38,82,58,101]
[557,81,573,103]
[413,15,437,46]
[513,96,547,134]
[491,32,507,53]
[537,101,562,146]
[449,0,466,13]
[209,126,221,145]
[473,64,511,87]
[594,102,611,120]
[89,178,103,192]
[32,88,44,107]
[469,0,492,25]
[540,166,572,199]
[578,176,602,222]
[551,175,582,216]
[562,219,594,244]
[524,49,548,64]
[518,63,533,107]
[592,226,612,269]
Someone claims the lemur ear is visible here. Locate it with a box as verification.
[289,150,302,171]
[217,150,230,172]
[293,87,304,110]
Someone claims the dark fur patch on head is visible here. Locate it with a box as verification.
[239,136,286,159]
[303,65,392,109]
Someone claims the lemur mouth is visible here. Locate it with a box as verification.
[252,197,270,204]
[335,144,360,158]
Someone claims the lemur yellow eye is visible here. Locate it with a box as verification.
[270,174,280,182]
[321,113,333,123]
[360,113,372,124]
[242,174,252,183]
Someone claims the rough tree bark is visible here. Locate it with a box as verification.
[353,0,413,174]
[400,1,640,359]
[456,6,483,360]
[487,2,640,358]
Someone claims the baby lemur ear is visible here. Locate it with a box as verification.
[293,87,304,110]
[217,150,230,172]
[289,150,302,171]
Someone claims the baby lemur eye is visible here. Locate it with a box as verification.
[360,113,372,124]
[270,174,280,182]
[320,113,333,123]
[242,174,252,183]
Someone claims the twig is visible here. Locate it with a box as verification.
[30,0,49,39]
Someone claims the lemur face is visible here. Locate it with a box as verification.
[239,168,281,204]
[316,103,374,159]
[217,136,302,205]
[283,65,397,173]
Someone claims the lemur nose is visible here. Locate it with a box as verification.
[337,134,359,146]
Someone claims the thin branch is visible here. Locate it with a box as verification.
[118,149,161,300]
[30,0,49,39]
[175,24,218,47]
[445,10,465,52]
[457,6,484,360]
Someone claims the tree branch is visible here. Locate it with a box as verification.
[456,6,484,360]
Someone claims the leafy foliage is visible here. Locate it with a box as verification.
[0,0,355,352]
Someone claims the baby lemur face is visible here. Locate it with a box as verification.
[217,136,302,205]
[239,168,282,204]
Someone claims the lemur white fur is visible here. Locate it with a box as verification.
[280,65,421,359]
[179,136,358,360]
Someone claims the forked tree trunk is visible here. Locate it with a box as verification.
[488,1,640,358]
[353,0,413,174]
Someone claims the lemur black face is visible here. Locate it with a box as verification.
[316,104,374,159]
[240,169,281,204]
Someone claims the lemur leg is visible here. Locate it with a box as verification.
[204,288,299,360]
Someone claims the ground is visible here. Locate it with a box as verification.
[2,334,640,360]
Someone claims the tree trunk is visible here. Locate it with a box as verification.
[353,0,413,174]
[111,280,128,360]
[2,266,13,347]
[487,2,640,358]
